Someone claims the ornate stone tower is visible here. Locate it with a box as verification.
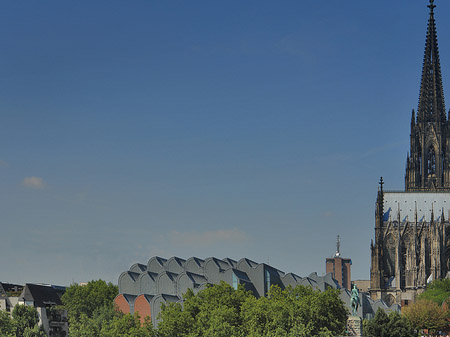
[370,0,450,307]
[405,0,450,191]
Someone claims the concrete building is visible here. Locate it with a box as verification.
[116,256,398,325]
[370,0,450,307]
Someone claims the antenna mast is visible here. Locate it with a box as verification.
[335,235,341,257]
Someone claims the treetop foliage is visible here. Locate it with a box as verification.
[100,312,156,337]
[403,298,449,333]
[61,279,118,321]
[60,279,157,337]
[0,309,14,336]
[61,279,119,337]
[0,305,47,337]
[418,278,450,305]
[57,278,426,337]
[157,282,347,337]
[363,308,416,337]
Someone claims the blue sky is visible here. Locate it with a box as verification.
[2,0,450,286]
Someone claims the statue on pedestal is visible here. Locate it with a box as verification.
[347,284,362,336]
[350,284,360,316]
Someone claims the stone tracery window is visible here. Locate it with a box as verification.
[384,234,396,278]
[428,146,436,175]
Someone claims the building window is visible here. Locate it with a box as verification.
[401,244,407,288]
[232,273,238,290]
[342,265,346,288]
[265,269,271,293]
[428,146,436,175]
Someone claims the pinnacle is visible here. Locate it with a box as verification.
[428,0,436,13]
[417,0,446,123]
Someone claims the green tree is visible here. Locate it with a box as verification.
[189,282,251,337]
[11,305,41,337]
[241,285,347,337]
[363,308,417,337]
[22,325,47,337]
[156,301,194,337]
[419,278,450,305]
[157,282,347,337]
[61,279,118,322]
[385,311,417,337]
[158,281,252,337]
[61,279,118,337]
[67,307,116,337]
[66,312,99,337]
[100,312,156,337]
[0,309,15,336]
[403,298,449,334]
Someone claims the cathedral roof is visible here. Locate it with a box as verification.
[417,0,446,123]
[383,191,450,222]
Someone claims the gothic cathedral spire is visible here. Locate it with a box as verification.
[371,0,450,306]
[405,0,450,191]
[417,0,445,123]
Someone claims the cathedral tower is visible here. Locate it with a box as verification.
[405,0,450,191]
[370,0,450,306]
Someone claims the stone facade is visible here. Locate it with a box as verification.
[370,0,450,306]
[405,2,450,192]
[346,316,362,337]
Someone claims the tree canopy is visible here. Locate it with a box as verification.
[61,279,118,337]
[158,282,251,337]
[157,282,347,337]
[0,305,47,337]
[418,278,450,305]
[0,309,14,336]
[241,285,347,337]
[363,308,416,337]
[61,279,118,322]
[403,298,449,334]
[60,279,157,337]
[100,312,155,337]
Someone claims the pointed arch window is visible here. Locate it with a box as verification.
[428,146,436,175]
[419,147,422,176]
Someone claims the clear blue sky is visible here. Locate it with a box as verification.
[2,0,450,286]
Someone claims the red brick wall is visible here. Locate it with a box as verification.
[114,294,131,314]
[326,257,352,290]
[326,259,334,275]
[344,260,351,290]
[134,295,152,324]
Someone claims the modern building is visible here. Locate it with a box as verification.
[326,236,352,290]
[370,0,450,306]
[115,255,397,325]
[0,283,23,313]
[19,283,68,337]
[0,282,68,337]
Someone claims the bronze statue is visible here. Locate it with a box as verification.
[350,284,359,316]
